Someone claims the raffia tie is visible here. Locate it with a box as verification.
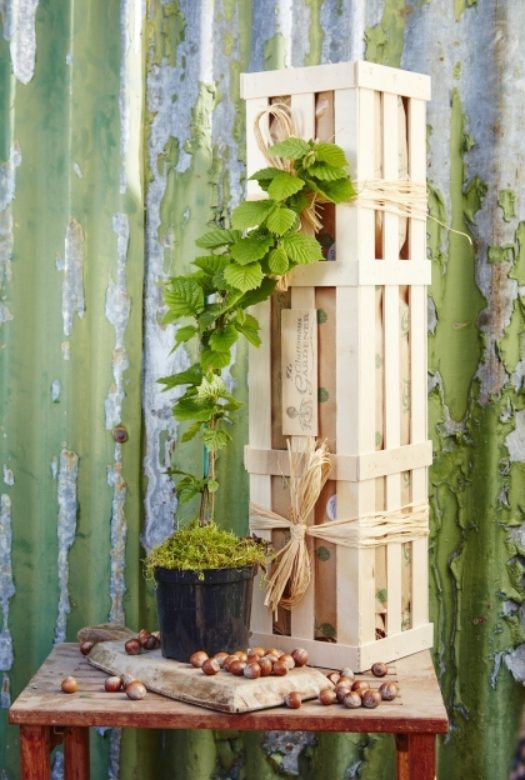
[249,439,429,616]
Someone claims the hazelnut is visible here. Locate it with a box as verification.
[340,668,354,681]
[126,680,147,700]
[335,683,352,703]
[213,651,229,668]
[319,687,337,706]
[202,658,220,675]
[351,680,370,695]
[229,659,246,676]
[124,638,141,656]
[371,662,387,678]
[143,635,158,651]
[120,673,136,688]
[258,657,273,676]
[247,646,265,658]
[233,651,248,662]
[222,654,238,672]
[79,640,94,656]
[244,662,261,679]
[339,675,354,687]
[343,691,362,709]
[61,676,78,694]
[379,681,399,701]
[292,648,308,667]
[362,689,381,709]
[138,628,152,647]
[189,650,209,668]
[265,647,284,658]
[272,659,288,676]
[104,676,122,693]
[285,691,302,709]
[280,653,295,671]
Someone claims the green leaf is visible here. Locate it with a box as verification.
[173,397,216,422]
[181,422,202,442]
[231,233,274,265]
[269,137,310,160]
[175,325,198,345]
[209,323,238,352]
[164,277,204,318]
[202,428,231,451]
[308,163,348,181]
[249,167,281,182]
[312,176,356,204]
[206,479,219,493]
[224,261,264,292]
[268,245,290,274]
[237,277,276,308]
[281,233,323,265]
[158,364,202,390]
[196,374,226,401]
[175,475,205,504]
[314,142,348,168]
[196,228,241,248]
[201,347,232,371]
[193,255,229,276]
[266,207,298,236]
[198,303,226,330]
[267,171,305,202]
[234,312,261,347]
[231,200,274,230]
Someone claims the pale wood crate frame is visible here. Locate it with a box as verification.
[242,61,433,671]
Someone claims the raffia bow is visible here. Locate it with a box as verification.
[249,439,429,616]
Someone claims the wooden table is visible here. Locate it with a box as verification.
[9,644,448,779]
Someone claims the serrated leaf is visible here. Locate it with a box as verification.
[209,323,238,352]
[231,233,274,265]
[201,347,232,371]
[281,233,323,265]
[164,277,204,318]
[234,313,261,347]
[193,255,229,275]
[314,142,348,168]
[312,176,356,204]
[308,163,348,181]
[249,166,281,182]
[268,245,290,274]
[266,207,298,236]
[231,200,274,230]
[175,325,198,345]
[196,374,226,401]
[238,277,276,309]
[175,475,204,504]
[202,429,231,452]
[224,261,264,292]
[269,137,311,160]
[267,171,305,202]
[158,364,202,390]
[196,228,241,248]
[181,421,202,442]
[173,397,216,422]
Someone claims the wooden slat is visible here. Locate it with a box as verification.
[288,256,431,287]
[407,96,429,629]
[248,299,273,636]
[245,96,269,199]
[244,441,433,481]
[240,61,431,101]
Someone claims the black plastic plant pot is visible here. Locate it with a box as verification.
[154,565,257,661]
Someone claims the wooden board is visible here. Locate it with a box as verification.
[88,641,331,714]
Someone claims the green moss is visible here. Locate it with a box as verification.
[145,522,268,577]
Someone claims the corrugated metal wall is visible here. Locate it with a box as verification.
[1,1,524,778]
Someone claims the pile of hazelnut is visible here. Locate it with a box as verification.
[189,646,309,709]
[319,662,398,710]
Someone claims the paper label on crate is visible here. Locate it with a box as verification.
[281,308,318,436]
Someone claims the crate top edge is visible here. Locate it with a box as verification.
[240,60,431,102]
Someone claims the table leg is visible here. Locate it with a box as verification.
[20,725,51,779]
[396,734,436,779]
[64,727,90,780]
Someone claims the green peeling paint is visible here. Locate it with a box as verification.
[304,0,324,66]
[498,189,517,222]
[364,0,407,68]
[454,0,478,22]
[263,33,287,70]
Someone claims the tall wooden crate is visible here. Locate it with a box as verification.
[241,61,433,671]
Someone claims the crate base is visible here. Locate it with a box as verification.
[250,622,433,672]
